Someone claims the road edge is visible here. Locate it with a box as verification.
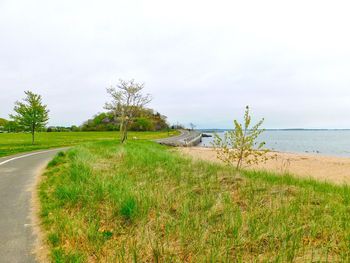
[30,148,70,262]
[30,163,50,263]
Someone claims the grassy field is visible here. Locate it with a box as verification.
[0,131,177,157]
[39,140,350,262]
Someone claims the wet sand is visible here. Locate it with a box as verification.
[179,147,350,185]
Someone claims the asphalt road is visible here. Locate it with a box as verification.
[155,130,202,146]
[155,130,190,144]
[0,149,65,263]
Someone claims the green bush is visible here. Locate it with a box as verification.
[130,117,154,131]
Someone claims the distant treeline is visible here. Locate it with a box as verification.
[0,118,21,132]
[0,117,77,133]
[0,108,173,133]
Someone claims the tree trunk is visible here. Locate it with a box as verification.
[120,118,128,144]
[31,126,35,145]
[120,120,125,143]
[124,122,128,140]
[236,130,246,170]
[123,120,128,143]
[121,129,127,143]
[236,157,242,170]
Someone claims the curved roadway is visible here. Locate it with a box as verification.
[155,130,190,145]
[156,130,201,146]
[0,149,66,263]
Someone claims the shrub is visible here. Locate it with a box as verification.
[212,106,273,170]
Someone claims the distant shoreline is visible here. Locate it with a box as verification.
[198,130,350,157]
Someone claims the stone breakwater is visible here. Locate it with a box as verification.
[155,130,202,147]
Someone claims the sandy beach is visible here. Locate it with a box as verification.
[179,147,350,185]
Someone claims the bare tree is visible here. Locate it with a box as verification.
[105,79,152,143]
[189,123,196,131]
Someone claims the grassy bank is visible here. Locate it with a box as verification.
[0,131,177,157]
[39,140,350,262]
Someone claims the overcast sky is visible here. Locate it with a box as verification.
[1,0,350,129]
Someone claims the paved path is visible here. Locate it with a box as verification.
[155,130,202,147]
[0,149,66,263]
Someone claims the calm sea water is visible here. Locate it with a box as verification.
[199,130,350,157]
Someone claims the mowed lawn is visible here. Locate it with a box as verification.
[40,140,350,262]
[0,131,178,157]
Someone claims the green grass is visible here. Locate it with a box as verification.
[0,131,178,157]
[39,140,350,262]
